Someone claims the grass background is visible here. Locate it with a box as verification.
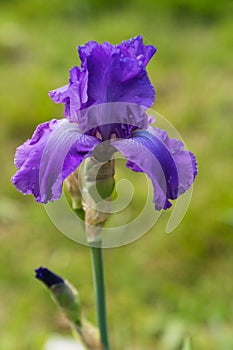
[0,0,233,349]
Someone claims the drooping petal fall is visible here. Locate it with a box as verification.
[12,119,100,203]
[111,128,197,210]
[147,126,198,194]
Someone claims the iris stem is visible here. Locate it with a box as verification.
[90,243,110,350]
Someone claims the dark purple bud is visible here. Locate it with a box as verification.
[35,267,64,288]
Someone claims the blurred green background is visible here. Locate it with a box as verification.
[1,0,233,349]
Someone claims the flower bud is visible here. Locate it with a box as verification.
[35,267,103,349]
[35,267,81,326]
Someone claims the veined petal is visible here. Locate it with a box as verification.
[12,119,60,200]
[50,36,156,123]
[78,102,148,140]
[12,119,100,203]
[111,128,195,210]
[147,126,198,194]
[77,36,156,109]
[82,42,155,108]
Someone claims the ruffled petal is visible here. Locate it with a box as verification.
[50,37,156,124]
[12,119,60,200]
[147,126,198,194]
[78,35,156,71]
[12,119,100,203]
[79,39,155,108]
[111,128,196,210]
[49,66,88,122]
[78,41,113,68]
[117,35,156,67]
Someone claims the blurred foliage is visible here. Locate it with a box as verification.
[1,0,232,22]
[0,0,233,349]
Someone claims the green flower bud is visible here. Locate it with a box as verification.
[35,267,103,349]
[35,267,81,326]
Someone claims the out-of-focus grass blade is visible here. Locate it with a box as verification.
[182,337,193,350]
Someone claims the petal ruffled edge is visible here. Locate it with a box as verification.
[79,42,155,109]
[78,35,156,69]
[12,119,100,203]
[111,128,197,210]
[50,36,156,120]
[12,119,61,201]
[147,126,198,195]
[111,131,178,210]
[48,66,88,121]
[117,35,157,67]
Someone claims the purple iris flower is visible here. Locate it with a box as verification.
[12,35,197,210]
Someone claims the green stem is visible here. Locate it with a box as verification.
[90,244,110,350]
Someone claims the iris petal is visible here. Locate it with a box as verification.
[78,35,156,71]
[12,119,100,203]
[81,40,155,108]
[111,128,196,210]
[147,126,198,194]
[49,66,88,122]
[49,37,156,125]
[117,35,156,67]
[78,103,148,140]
